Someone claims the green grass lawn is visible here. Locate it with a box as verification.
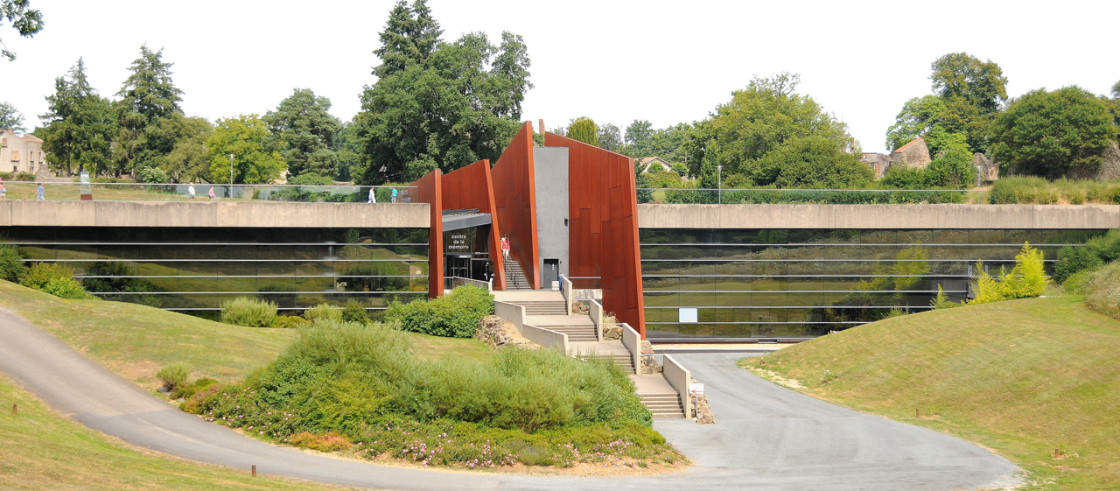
[0,280,491,390]
[740,295,1120,489]
[0,372,329,490]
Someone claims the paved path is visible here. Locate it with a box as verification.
[0,307,1020,490]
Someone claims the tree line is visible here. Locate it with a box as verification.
[3,0,1118,189]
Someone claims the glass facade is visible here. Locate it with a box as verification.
[641,228,1103,341]
[2,226,428,317]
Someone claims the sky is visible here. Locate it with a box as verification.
[2,0,1117,154]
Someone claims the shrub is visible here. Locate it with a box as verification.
[1062,269,1095,295]
[386,285,494,338]
[341,299,369,324]
[930,285,957,309]
[157,362,191,391]
[271,315,309,329]
[20,262,91,299]
[1084,261,1120,319]
[0,244,27,282]
[1054,245,1103,284]
[968,243,1048,305]
[303,303,342,323]
[220,296,278,327]
[173,377,218,400]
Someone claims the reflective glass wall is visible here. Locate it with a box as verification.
[3,226,428,317]
[641,228,1102,340]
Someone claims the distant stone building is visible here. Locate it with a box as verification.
[860,152,892,178]
[0,129,46,175]
[891,137,932,169]
[972,152,999,183]
[638,156,671,173]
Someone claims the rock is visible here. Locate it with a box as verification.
[572,301,590,314]
[602,325,622,341]
[690,393,716,424]
[475,315,536,349]
[640,354,663,374]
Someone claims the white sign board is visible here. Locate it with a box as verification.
[679,307,698,323]
[689,383,704,395]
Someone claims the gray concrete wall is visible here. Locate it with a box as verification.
[662,354,693,418]
[533,147,570,282]
[638,204,1120,230]
[0,201,430,228]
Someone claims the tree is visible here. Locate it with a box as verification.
[703,73,858,187]
[931,53,1008,115]
[924,128,976,188]
[886,53,1008,155]
[373,0,442,80]
[114,45,184,176]
[625,119,654,156]
[356,2,530,184]
[990,86,1117,179]
[39,58,116,175]
[597,122,622,151]
[162,115,213,183]
[264,88,342,179]
[1,0,42,61]
[0,101,24,132]
[566,117,598,146]
[207,115,285,184]
[753,135,873,189]
[885,95,946,151]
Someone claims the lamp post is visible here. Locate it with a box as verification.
[228,153,234,198]
[716,164,722,204]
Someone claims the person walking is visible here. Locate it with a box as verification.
[368,186,377,203]
[0,181,6,200]
[391,188,397,203]
[500,236,510,259]
[188,183,196,200]
[208,186,215,200]
[35,183,44,201]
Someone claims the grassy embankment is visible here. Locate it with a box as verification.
[740,295,1120,489]
[0,279,489,389]
[0,372,327,490]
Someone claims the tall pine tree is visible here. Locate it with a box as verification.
[113,45,184,176]
[39,58,116,175]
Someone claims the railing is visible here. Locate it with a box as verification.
[621,323,641,378]
[0,181,420,204]
[662,354,693,418]
[494,300,568,351]
[589,299,604,342]
[639,187,985,205]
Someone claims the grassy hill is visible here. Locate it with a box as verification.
[740,295,1120,489]
[0,280,491,391]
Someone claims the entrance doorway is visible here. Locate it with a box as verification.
[543,258,559,289]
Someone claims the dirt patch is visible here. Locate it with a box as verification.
[746,367,805,389]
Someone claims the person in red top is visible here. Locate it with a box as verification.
[500,236,510,259]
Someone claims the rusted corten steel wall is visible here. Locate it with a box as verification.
[413,169,444,298]
[491,122,541,290]
[543,132,646,337]
[441,159,506,290]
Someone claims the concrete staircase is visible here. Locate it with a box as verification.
[503,260,531,290]
[638,392,686,419]
[580,353,635,374]
[507,300,567,316]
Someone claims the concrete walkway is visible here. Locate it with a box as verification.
[0,307,1022,490]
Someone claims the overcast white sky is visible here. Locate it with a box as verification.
[2,0,1117,153]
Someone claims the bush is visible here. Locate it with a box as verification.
[1054,245,1104,284]
[968,243,1048,305]
[20,262,91,299]
[303,303,342,323]
[341,299,369,324]
[386,285,494,338]
[173,377,218,400]
[1062,269,1095,295]
[1084,261,1120,319]
[271,315,309,329]
[0,244,27,282]
[220,296,278,327]
[157,362,191,391]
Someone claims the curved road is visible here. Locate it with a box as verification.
[0,307,1020,490]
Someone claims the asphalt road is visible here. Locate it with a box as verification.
[0,307,1021,490]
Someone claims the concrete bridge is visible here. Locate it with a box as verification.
[3,200,1118,230]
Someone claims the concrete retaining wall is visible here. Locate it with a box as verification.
[662,354,692,418]
[638,204,1120,230]
[0,201,430,228]
[590,299,604,342]
[622,323,641,376]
